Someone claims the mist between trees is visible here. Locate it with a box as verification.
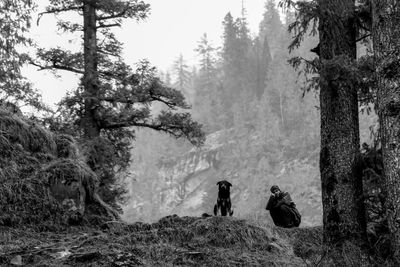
[3,0,396,264]
[125,0,376,228]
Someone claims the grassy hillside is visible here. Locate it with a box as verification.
[0,107,116,228]
[1,214,388,266]
[0,215,310,266]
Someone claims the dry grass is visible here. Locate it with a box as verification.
[0,109,56,155]
[54,134,80,159]
[0,108,113,229]
[39,158,98,200]
[0,177,64,228]
[1,213,396,266]
[0,215,306,266]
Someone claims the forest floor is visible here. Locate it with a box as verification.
[0,215,323,266]
[1,214,387,266]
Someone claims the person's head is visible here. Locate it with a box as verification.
[270,185,281,195]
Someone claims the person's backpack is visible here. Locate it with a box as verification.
[290,204,301,227]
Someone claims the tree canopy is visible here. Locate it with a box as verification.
[0,0,47,111]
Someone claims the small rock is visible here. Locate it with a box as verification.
[267,242,284,252]
[10,255,22,266]
[56,249,72,259]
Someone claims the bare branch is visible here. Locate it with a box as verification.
[97,23,121,29]
[356,34,371,43]
[30,60,84,74]
[37,6,82,25]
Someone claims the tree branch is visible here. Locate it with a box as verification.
[97,3,131,21]
[30,60,84,74]
[101,121,187,139]
[97,23,121,29]
[356,34,371,43]
[98,87,183,109]
[37,6,82,25]
[51,63,85,74]
[148,92,179,109]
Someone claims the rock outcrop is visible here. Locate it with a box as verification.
[125,126,322,226]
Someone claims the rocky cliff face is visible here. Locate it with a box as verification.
[124,126,322,226]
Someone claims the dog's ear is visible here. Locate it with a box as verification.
[227,181,232,187]
[216,181,221,186]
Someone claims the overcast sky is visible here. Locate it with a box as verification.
[24,0,270,106]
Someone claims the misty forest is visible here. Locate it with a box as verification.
[1,0,400,266]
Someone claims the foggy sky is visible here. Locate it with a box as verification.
[24,0,269,106]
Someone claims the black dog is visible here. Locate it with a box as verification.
[213,180,233,216]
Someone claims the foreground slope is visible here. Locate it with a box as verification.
[1,215,310,266]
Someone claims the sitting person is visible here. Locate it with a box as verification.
[266,185,301,228]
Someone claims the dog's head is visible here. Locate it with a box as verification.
[216,180,232,194]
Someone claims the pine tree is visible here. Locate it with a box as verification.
[372,0,400,261]
[281,0,366,246]
[220,11,256,126]
[172,54,191,97]
[317,0,366,245]
[34,0,205,208]
[259,0,284,59]
[192,33,220,132]
[248,36,271,98]
[195,33,217,85]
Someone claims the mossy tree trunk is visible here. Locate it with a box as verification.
[82,0,100,138]
[318,0,366,245]
[372,0,400,261]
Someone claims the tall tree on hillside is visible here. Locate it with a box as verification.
[280,0,366,245]
[172,54,191,96]
[259,0,284,59]
[220,11,256,123]
[34,0,205,207]
[259,1,287,119]
[193,33,221,132]
[318,0,366,245]
[221,13,238,67]
[0,0,46,111]
[248,37,271,98]
[372,1,400,261]
[220,12,239,126]
[195,33,217,85]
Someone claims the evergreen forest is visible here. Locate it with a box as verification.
[1,0,400,266]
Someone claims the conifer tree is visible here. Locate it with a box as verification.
[193,33,220,132]
[172,54,191,97]
[372,0,400,261]
[249,36,271,98]
[34,0,205,208]
[259,0,284,59]
[318,0,366,245]
[195,33,217,85]
[280,0,366,246]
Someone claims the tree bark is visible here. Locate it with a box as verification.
[82,0,100,138]
[372,0,400,261]
[318,0,366,245]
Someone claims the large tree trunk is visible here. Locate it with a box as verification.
[318,0,366,245]
[82,0,100,138]
[372,1,400,261]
